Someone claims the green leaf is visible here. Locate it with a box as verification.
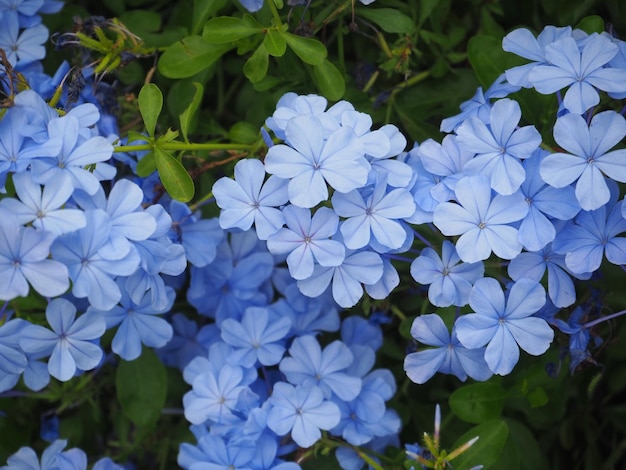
[451,419,509,470]
[468,34,523,89]
[202,16,264,44]
[313,59,345,101]
[158,36,232,79]
[355,8,415,34]
[154,147,195,202]
[575,15,604,34]
[228,121,259,144]
[116,348,167,428]
[281,32,327,65]
[135,150,157,177]
[493,419,549,470]
[179,82,204,142]
[192,0,228,35]
[449,382,507,424]
[263,29,287,57]
[418,0,439,27]
[244,44,269,83]
[138,83,162,138]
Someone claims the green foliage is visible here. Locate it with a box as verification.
[451,420,509,470]
[116,348,167,428]
[449,383,507,424]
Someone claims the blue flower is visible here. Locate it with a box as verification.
[433,176,528,263]
[457,98,541,195]
[0,319,28,392]
[404,314,492,383]
[266,382,340,448]
[19,298,106,381]
[267,205,345,280]
[410,241,484,307]
[0,208,69,300]
[508,243,590,308]
[502,26,573,87]
[168,200,224,268]
[2,439,68,470]
[516,150,580,251]
[528,34,626,114]
[332,174,415,250]
[87,284,174,361]
[51,209,141,310]
[551,185,626,274]
[183,363,251,425]
[220,306,291,367]
[455,278,553,375]
[540,110,626,211]
[0,172,86,235]
[264,114,369,208]
[30,115,115,195]
[296,248,384,308]
[0,10,48,67]
[213,158,289,240]
[280,335,361,401]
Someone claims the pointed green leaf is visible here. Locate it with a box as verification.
[449,382,507,424]
[313,59,345,100]
[138,83,162,138]
[451,419,509,470]
[179,82,204,142]
[116,348,167,428]
[228,121,259,144]
[192,0,228,35]
[158,36,232,79]
[272,0,283,8]
[263,29,287,57]
[202,16,264,44]
[356,8,416,33]
[468,34,523,88]
[575,15,604,34]
[244,44,269,83]
[135,150,157,177]
[281,32,327,65]
[154,147,195,202]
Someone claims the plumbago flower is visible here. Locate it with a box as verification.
[456,98,541,195]
[264,114,369,208]
[455,278,554,375]
[19,298,106,381]
[540,110,626,211]
[433,175,528,263]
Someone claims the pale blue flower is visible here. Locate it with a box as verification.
[213,158,289,240]
[332,174,415,250]
[280,335,361,401]
[19,298,106,381]
[266,382,340,448]
[410,241,484,307]
[0,207,69,300]
[455,278,553,375]
[0,172,86,235]
[457,98,541,195]
[267,205,345,280]
[540,110,626,211]
[264,114,369,208]
[404,314,492,383]
[502,26,573,87]
[528,34,626,114]
[433,176,528,263]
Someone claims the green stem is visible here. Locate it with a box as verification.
[114,142,254,153]
[267,0,283,28]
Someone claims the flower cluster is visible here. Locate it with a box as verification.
[3,3,626,469]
